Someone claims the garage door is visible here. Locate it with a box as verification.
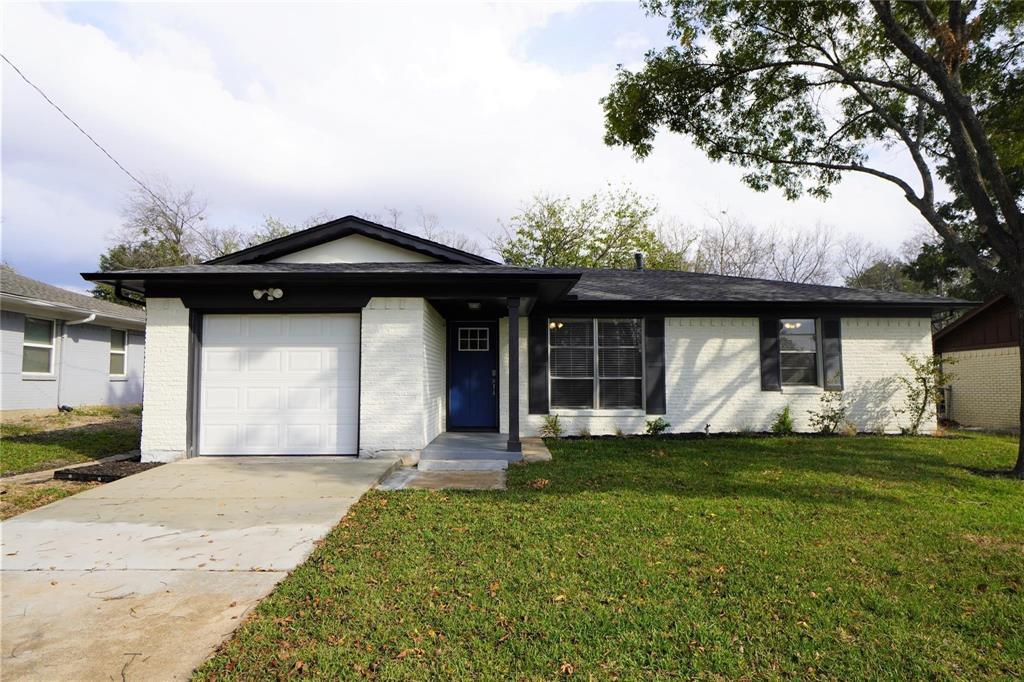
[198,314,359,455]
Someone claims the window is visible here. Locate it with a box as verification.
[779,319,818,386]
[110,329,127,376]
[549,318,643,409]
[22,317,55,374]
[458,327,489,351]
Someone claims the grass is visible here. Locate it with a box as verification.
[197,432,1023,680]
[0,480,99,520]
[0,407,141,476]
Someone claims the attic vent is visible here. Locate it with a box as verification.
[634,253,644,270]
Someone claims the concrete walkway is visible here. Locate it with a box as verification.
[0,456,396,681]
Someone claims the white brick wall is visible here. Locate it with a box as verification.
[140,298,190,462]
[502,316,935,436]
[941,346,1020,429]
[422,302,447,445]
[359,298,444,455]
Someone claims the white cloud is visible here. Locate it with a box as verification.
[2,1,928,286]
[614,31,650,52]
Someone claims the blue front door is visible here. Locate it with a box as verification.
[448,322,498,429]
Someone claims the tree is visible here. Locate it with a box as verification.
[94,182,329,302]
[359,207,486,255]
[602,1,1024,477]
[688,214,838,283]
[495,187,684,268]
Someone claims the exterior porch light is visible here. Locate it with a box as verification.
[467,301,481,310]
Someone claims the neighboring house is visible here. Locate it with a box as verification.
[934,295,1020,430]
[1,264,145,412]
[83,216,966,463]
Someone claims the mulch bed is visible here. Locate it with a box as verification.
[53,457,162,483]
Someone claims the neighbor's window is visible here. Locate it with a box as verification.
[549,318,643,409]
[110,329,127,376]
[22,317,55,374]
[779,318,818,386]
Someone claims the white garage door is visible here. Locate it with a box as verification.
[199,314,359,455]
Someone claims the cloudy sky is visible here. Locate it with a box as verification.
[2,1,927,291]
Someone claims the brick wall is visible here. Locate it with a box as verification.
[359,298,445,455]
[140,298,190,462]
[941,347,1020,429]
[422,302,447,446]
[502,316,935,436]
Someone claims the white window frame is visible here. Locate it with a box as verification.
[22,317,56,376]
[779,318,822,388]
[109,329,128,378]
[548,317,645,411]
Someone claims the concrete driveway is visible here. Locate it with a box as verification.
[1,456,396,681]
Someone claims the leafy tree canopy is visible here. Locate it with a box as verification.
[603,0,1022,296]
[496,187,685,269]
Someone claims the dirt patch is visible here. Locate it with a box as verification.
[0,479,100,520]
[55,458,162,483]
[2,408,141,437]
[961,533,1024,554]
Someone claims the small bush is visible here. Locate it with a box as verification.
[539,414,563,438]
[838,420,858,437]
[892,354,956,435]
[576,426,592,439]
[645,417,671,436]
[808,391,850,434]
[613,425,626,438]
[770,406,794,435]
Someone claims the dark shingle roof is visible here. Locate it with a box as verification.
[82,261,969,309]
[2,265,145,321]
[565,268,966,305]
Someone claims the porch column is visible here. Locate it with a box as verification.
[507,297,522,452]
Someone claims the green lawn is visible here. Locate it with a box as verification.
[0,408,141,476]
[198,433,1023,680]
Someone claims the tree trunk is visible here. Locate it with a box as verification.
[1014,302,1024,479]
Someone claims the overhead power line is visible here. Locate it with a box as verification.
[1,52,184,220]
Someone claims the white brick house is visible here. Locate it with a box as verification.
[84,216,966,463]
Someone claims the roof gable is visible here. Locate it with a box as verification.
[207,216,495,265]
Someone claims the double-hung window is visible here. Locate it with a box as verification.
[22,317,55,375]
[110,330,128,377]
[549,318,643,409]
[779,318,818,386]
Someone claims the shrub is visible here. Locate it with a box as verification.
[576,426,592,439]
[838,420,858,437]
[613,425,626,438]
[539,414,563,438]
[808,391,850,434]
[645,417,671,436]
[770,406,794,435]
[892,354,956,435]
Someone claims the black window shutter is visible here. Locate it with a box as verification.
[528,315,549,414]
[821,317,844,391]
[644,317,666,414]
[759,318,781,391]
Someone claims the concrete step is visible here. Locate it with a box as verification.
[417,458,508,472]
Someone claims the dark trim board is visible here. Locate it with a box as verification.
[188,309,363,457]
[186,310,202,458]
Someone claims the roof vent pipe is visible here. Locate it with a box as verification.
[634,252,644,270]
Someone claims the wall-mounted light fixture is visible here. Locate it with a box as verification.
[253,288,285,301]
[548,321,565,330]
[467,301,482,311]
